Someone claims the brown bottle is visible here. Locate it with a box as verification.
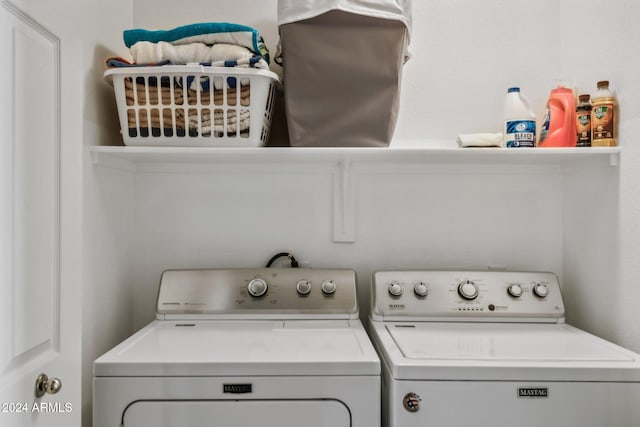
[576,94,592,147]
[591,81,616,147]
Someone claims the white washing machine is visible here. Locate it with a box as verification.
[94,268,380,427]
[368,270,640,427]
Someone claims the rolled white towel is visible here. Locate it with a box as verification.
[456,133,503,148]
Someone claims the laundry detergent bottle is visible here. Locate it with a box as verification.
[503,87,536,148]
[538,87,576,148]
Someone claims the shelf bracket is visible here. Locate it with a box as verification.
[610,152,619,167]
[333,158,356,243]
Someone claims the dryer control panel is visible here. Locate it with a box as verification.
[371,270,565,322]
[157,268,358,320]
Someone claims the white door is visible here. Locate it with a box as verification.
[0,1,82,426]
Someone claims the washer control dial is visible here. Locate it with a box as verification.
[533,283,549,298]
[507,284,523,298]
[321,280,337,295]
[388,282,403,297]
[458,280,479,300]
[247,278,268,297]
[413,282,429,297]
[296,280,312,296]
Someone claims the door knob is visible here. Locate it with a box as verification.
[34,373,62,398]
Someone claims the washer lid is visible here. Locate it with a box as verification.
[390,323,633,362]
[94,319,379,377]
[375,322,640,381]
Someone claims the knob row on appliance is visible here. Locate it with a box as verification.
[388,281,429,297]
[247,278,338,297]
[387,280,550,300]
[373,271,564,321]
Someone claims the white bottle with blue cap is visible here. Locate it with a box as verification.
[503,87,536,148]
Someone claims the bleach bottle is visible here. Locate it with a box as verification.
[503,87,536,148]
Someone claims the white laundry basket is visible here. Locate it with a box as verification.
[104,65,279,147]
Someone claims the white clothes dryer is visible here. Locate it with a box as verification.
[368,270,640,427]
[94,268,380,427]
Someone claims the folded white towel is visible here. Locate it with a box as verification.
[456,133,503,147]
[130,41,269,69]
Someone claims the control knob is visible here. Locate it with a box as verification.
[458,280,479,300]
[413,282,429,297]
[388,282,403,297]
[321,280,337,295]
[296,280,312,296]
[507,284,523,298]
[247,278,268,297]
[533,283,549,298]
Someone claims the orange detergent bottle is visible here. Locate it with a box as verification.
[538,87,577,148]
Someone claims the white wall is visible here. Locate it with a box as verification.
[81,2,133,427]
[557,0,640,352]
[129,162,563,328]
[398,0,640,144]
[560,2,640,350]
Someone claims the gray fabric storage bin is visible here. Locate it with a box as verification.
[278,5,411,147]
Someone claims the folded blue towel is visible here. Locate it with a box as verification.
[123,22,270,63]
